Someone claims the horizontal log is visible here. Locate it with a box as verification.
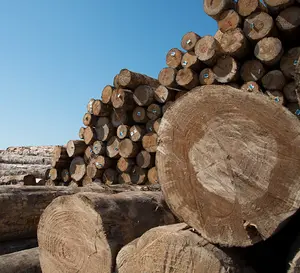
[118,172,132,184]
[158,67,179,88]
[83,126,96,145]
[162,101,174,114]
[111,88,134,110]
[66,140,87,157]
[142,133,158,153]
[181,32,201,52]
[203,0,234,18]
[131,166,147,185]
[136,150,154,169]
[154,85,175,103]
[106,136,121,159]
[61,169,71,183]
[118,69,159,89]
[176,68,200,90]
[94,117,115,141]
[280,47,300,79]
[92,99,111,117]
[262,70,286,90]
[49,168,60,181]
[199,68,216,85]
[133,85,155,106]
[23,175,36,186]
[101,85,114,104]
[237,0,267,17]
[94,155,113,170]
[147,104,162,120]
[240,59,266,82]
[283,81,298,102]
[117,124,130,139]
[113,74,120,88]
[241,81,262,93]
[153,118,161,133]
[132,106,148,123]
[111,108,128,128]
[87,98,95,114]
[147,166,159,184]
[78,127,85,139]
[265,90,285,105]
[195,35,221,66]
[129,125,146,142]
[264,0,294,13]
[102,168,118,185]
[70,156,86,182]
[82,112,97,127]
[166,48,184,69]
[181,52,204,72]
[117,157,134,173]
[213,55,239,83]
[86,164,104,179]
[92,140,106,156]
[119,139,140,158]
[218,9,242,32]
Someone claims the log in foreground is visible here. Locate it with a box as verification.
[0,248,41,273]
[116,223,255,273]
[38,191,176,273]
[157,85,300,247]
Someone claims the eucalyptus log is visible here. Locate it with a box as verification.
[118,69,159,89]
[111,88,134,110]
[199,68,216,85]
[69,156,86,182]
[116,124,129,139]
[53,145,68,161]
[181,32,201,52]
[117,157,135,173]
[280,47,300,79]
[254,37,283,66]
[101,85,114,104]
[83,126,96,145]
[213,55,239,83]
[240,60,266,82]
[157,85,300,246]
[67,140,87,157]
[92,140,106,155]
[195,36,221,66]
[78,127,85,139]
[158,67,179,88]
[237,0,267,17]
[166,48,184,69]
[111,108,128,128]
[147,103,162,120]
[38,191,175,273]
[94,117,115,141]
[283,81,298,102]
[133,85,155,106]
[203,0,234,18]
[119,139,140,158]
[142,133,158,153]
[262,70,286,90]
[147,166,159,184]
[241,81,262,93]
[103,168,118,185]
[133,106,148,123]
[181,52,203,71]
[131,166,147,185]
[106,136,121,159]
[154,85,175,103]
[129,125,146,142]
[176,68,200,90]
[136,150,154,169]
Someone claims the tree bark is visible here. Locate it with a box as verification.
[262,70,286,90]
[176,68,200,90]
[218,9,242,32]
[69,157,86,182]
[0,248,41,273]
[101,85,114,104]
[240,60,266,82]
[133,85,155,106]
[119,139,140,158]
[195,35,221,66]
[66,140,87,157]
[213,55,239,83]
[181,32,201,52]
[116,224,255,273]
[118,69,159,89]
[166,48,184,69]
[158,67,179,88]
[156,85,300,247]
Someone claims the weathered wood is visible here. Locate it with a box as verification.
[199,68,217,85]
[195,35,221,66]
[117,157,134,173]
[147,103,162,120]
[49,168,60,181]
[83,126,96,145]
[86,163,104,179]
[118,69,159,89]
[78,127,85,139]
[147,166,159,184]
[157,85,300,246]
[133,85,155,106]
[117,124,129,140]
[181,52,203,71]
[203,0,234,18]
[24,175,36,186]
[213,55,239,83]
[119,139,140,158]
[38,191,176,273]
[132,106,148,123]
[154,85,175,103]
[118,172,132,184]
[111,108,128,128]
[237,0,267,17]
[129,125,146,142]
[0,248,41,273]
[181,32,201,52]
[136,150,154,169]
[142,133,158,153]
[111,88,134,110]
[241,81,262,93]
[262,70,286,90]
[219,28,250,59]
[61,169,71,183]
[0,238,38,256]
[101,85,114,104]
[166,48,184,69]
[283,81,298,102]
[158,67,179,88]
[92,99,111,116]
[82,113,97,127]
[66,140,87,157]
[102,168,118,185]
[94,117,115,141]
[176,68,200,89]
[116,224,254,273]
[264,0,294,13]
[240,59,266,82]
[69,156,86,182]
[131,166,147,185]
[254,37,283,66]
[280,47,300,79]
[92,140,106,155]
[244,12,276,42]
[218,9,242,32]
[106,136,121,159]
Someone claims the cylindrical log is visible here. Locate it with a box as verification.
[203,0,234,18]
[118,173,132,184]
[94,117,115,141]
[265,90,285,105]
[119,138,140,158]
[199,68,216,85]
[132,106,148,123]
[92,99,111,117]
[111,88,134,110]
[154,85,175,103]
[87,98,95,114]
[218,9,242,32]
[241,81,262,93]
[286,102,300,118]
[117,124,130,139]
[147,166,159,184]
[195,35,221,66]
[147,103,162,120]
[240,60,266,82]
[213,55,239,83]
[53,146,68,161]
[101,85,114,104]
[219,28,250,59]
[158,67,179,88]
[243,12,276,42]
[280,47,300,79]
[176,68,200,90]
[214,29,224,43]
[51,157,71,169]
[146,120,155,133]
[262,70,286,90]
[113,74,120,88]
[237,0,267,17]
[166,48,184,69]
[102,168,118,185]
[94,155,113,169]
[0,238,38,256]
[283,81,298,102]
[78,127,85,139]
[181,52,204,72]
[0,248,41,273]
[136,150,154,169]
[153,118,161,133]
[111,108,128,128]
[254,37,283,66]
[181,32,201,52]
[142,133,158,153]
[37,191,176,273]
[117,157,135,173]
[92,140,106,156]
[133,85,155,106]
[83,126,96,145]
[86,163,104,179]
[157,84,300,247]
[82,113,97,127]
[69,156,86,182]
[61,169,71,183]
[106,136,121,159]
[264,0,294,13]
[175,91,188,101]
[131,166,147,185]
[129,125,146,142]
[287,234,300,273]
[162,101,174,114]
[67,140,87,157]
[118,69,159,89]
[49,168,60,181]
[45,179,56,186]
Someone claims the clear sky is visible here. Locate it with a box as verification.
[0,0,217,150]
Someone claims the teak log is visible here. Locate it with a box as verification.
[157,85,300,247]
[66,140,87,157]
[280,47,300,79]
[94,117,115,141]
[103,168,118,185]
[129,125,146,142]
[154,85,175,103]
[111,108,128,128]
[181,32,201,52]
[132,106,148,123]
[38,191,176,273]
[283,81,298,103]
[117,157,135,173]
[240,59,266,82]
[176,68,200,90]
[117,125,130,139]
[69,156,86,182]
[147,166,159,184]
[111,88,134,110]
[0,248,41,273]
[166,48,184,69]
[213,55,239,83]
[218,9,242,32]
[0,238,38,256]
[106,136,121,159]
[181,52,203,72]
[199,68,216,85]
[147,103,162,120]
[158,67,179,88]
[118,69,159,89]
[119,138,140,158]
[262,70,286,90]
[142,133,158,153]
[133,85,155,106]
[92,140,106,155]
[237,0,267,17]
[92,99,111,117]
[131,166,147,185]
[136,150,154,169]
[203,0,234,18]
[116,224,255,273]
[101,85,114,104]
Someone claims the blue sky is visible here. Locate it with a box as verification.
[0,0,217,149]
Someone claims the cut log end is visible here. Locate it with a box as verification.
[166,48,184,69]
[70,157,86,182]
[218,9,242,32]
[101,85,114,104]
[213,55,239,83]
[181,32,201,52]
[241,60,266,82]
